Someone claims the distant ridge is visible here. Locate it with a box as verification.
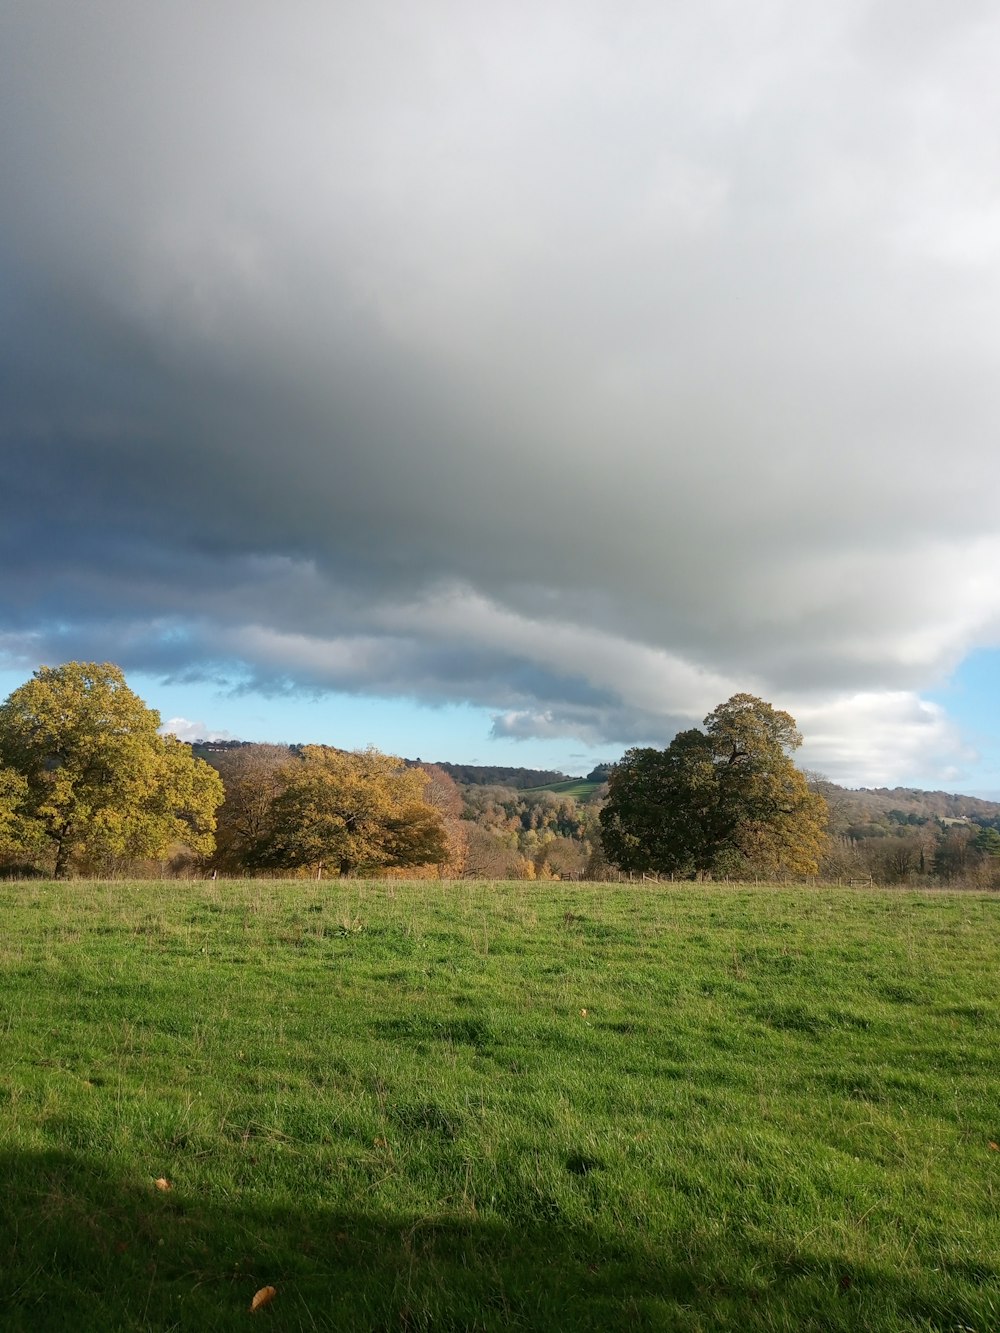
[813,781,1000,824]
[186,740,1000,822]
[422,762,581,789]
[190,747,585,792]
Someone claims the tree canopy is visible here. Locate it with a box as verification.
[0,765,45,871]
[0,662,223,876]
[208,743,292,872]
[249,745,450,876]
[599,694,828,879]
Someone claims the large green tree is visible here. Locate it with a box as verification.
[600,694,828,879]
[0,662,224,876]
[252,745,449,877]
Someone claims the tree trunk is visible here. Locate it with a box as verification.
[53,836,71,879]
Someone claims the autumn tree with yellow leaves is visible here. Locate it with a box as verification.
[0,662,223,876]
[250,745,449,877]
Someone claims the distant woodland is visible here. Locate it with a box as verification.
[192,743,1000,888]
[195,746,598,882]
[2,663,999,887]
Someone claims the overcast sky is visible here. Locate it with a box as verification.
[3,1,1000,789]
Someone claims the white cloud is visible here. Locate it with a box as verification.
[794,692,976,787]
[159,718,233,744]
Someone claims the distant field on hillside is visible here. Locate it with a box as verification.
[2,880,999,1331]
[521,778,603,799]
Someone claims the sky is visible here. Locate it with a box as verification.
[3,1,1000,792]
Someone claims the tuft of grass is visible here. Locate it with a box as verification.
[1,879,999,1331]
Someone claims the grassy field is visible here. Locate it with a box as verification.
[520,779,602,800]
[1,879,998,1332]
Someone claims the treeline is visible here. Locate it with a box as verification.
[0,665,460,880]
[197,749,606,879]
[819,821,1000,887]
[207,746,457,878]
[3,662,1000,888]
[816,786,1000,888]
[790,777,1000,887]
[203,751,597,881]
[813,780,1000,827]
[0,662,594,881]
[458,784,596,880]
[423,762,576,789]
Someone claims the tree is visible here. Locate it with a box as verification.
[414,764,468,876]
[598,731,718,876]
[934,825,976,882]
[253,745,448,877]
[0,766,45,871]
[208,743,291,871]
[0,662,223,876]
[533,833,587,880]
[600,694,828,879]
[463,824,524,880]
[973,826,1000,859]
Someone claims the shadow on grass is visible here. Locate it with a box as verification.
[2,1150,993,1332]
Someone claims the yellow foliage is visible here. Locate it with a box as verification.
[0,662,223,877]
[255,746,449,877]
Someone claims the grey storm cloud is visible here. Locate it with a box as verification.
[3,0,1000,782]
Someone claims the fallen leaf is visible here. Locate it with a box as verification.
[250,1285,277,1312]
[989,1141,999,1151]
[580,1009,588,1017]
[154,1177,172,1191]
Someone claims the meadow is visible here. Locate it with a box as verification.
[519,779,602,800]
[1,879,998,1331]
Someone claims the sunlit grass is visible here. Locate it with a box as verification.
[519,779,602,799]
[2,879,998,1330]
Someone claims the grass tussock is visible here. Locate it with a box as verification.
[1,878,999,1331]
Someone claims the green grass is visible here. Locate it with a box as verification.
[1,879,998,1332]
[520,779,602,799]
